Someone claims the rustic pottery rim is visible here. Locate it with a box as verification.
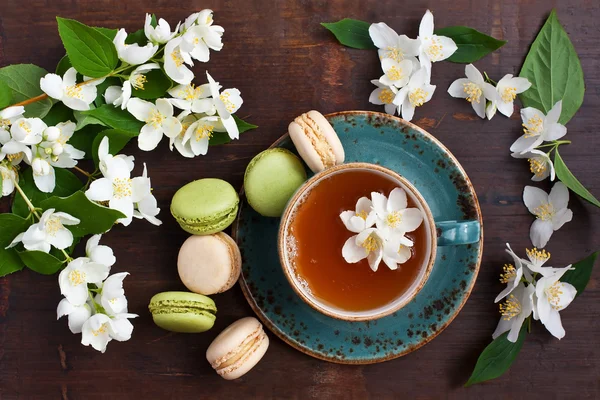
[277,162,437,322]
[231,110,484,365]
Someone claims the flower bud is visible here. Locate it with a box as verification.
[44,126,61,142]
[32,158,44,175]
[44,147,53,155]
[52,143,64,155]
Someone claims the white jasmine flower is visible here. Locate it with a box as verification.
[447,64,498,119]
[127,98,182,151]
[511,149,555,181]
[523,182,572,248]
[58,256,109,306]
[105,63,160,110]
[31,156,55,193]
[368,80,399,115]
[368,22,420,64]
[85,140,151,226]
[382,232,414,270]
[184,9,219,30]
[96,135,134,177]
[393,68,436,122]
[379,58,414,89]
[417,10,458,70]
[170,113,196,158]
[168,83,214,114]
[0,106,25,133]
[521,247,560,277]
[144,14,179,44]
[109,312,138,341]
[85,234,116,269]
[0,164,17,196]
[492,282,535,343]
[510,100,567,154]
[10,117,45,145]
[533,265,577,339]
[182,116,223,156]
[99,272,129,315]
[57,297,92,334]
[113,29,158,65]
[7,208,80,253]
[40,68,100,111]
[339,196,377,233]
[495,243,531,303]
[487,74,531,118]
[81,314,113,353]
[342,228,386,272]
[133,163,162,226]
[164,37,195,85]
[181,22,224,62]
[371,188,423,236]
[206,72,242,139]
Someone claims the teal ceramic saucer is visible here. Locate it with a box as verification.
[232,111,483,364]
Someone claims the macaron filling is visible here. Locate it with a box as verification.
[172,205,238,230]
[294,113,336,168]
[210,325,264,372]
[149,300,217,315]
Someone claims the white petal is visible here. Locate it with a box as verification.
[447,78,470,98]
[156,98,174,117]
[342,235,367,263]
[110,198,134,226]
[541,308,565,339]
[465,64,484,84]
[497,100,514,118]
[67,304,92,334]
[548,181,569,210]
[530,219,554,249]
[370,192,388,216]
[506,315,526,343]
[126,98,154,122]
[162,117,182,139]
[40,74,64,100]
[33,167,56,193]
[471,97,486,119]
[369,22,397,49]
[63,68,78,87]
[432,36,457,62]
[138,124,164,151]
[509,134,542,154]
[104,86,123,105]
[131,176,151,203]
[54,212,80,225]
[110,315,136,341]
[86,178,113,201]
[520,107,545,126]
[545,100,563,124]
[552,208,573,231]
[543,123,567,141]
[398,208,424,232]
[367,248,383,272]
[47,227,73,250]
[492,317,512,340]
[81,261,110,284]
[401,98,415,121]
[523,186,548,214]
[220,116,239,140]
[385,189,406,212]
[512,77,532,93]
[418,10,434,38]
[81,314,112,353]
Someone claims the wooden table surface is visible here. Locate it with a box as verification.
[1,0,599,398]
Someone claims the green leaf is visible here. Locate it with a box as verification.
[68,124,105,159]
[11,168,83,218]
[40,191,125,236]
[42,103,74,126]
[126,29,148,46]
[0,214,31,277]
[321,19,376,50]
[91,129,138,165]
[56,55,72,76]
[465,327,527,387]
[0,64,54,118]
[131,69,172,100]
[94,27,118,40]
[82,104,143,133]
[561,252,598,296]
[519,9,584,124]
[554,150,600,207]
[18,250,64,275]
[210,115,258,146]
[56,17,119,78]
[73,109,106,131]
[434,26,506,63]
[0,80,13,108]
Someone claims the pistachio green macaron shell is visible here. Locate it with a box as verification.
[148,291,217,333]
[171,178,239,235]
[244,148,308,217]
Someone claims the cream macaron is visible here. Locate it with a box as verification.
[288,110,345,173]
[206,317,269,380]
[177,232,241,295]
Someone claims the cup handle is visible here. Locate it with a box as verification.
[435,220,480,246]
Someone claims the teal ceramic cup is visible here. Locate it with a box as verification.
[278,162,480,321]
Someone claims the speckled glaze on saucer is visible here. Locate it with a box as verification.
[232,111,483,364]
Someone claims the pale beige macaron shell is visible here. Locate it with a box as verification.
[206,317,269,380]
[177,232,241,295]
[288,110,345,173]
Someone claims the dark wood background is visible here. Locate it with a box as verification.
[1,0,599,398]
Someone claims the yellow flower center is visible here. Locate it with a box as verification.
[425,37,443,60]
[355,210,368,220]
[545,281,564,310]
[387,66,404,82]
[385,211,402,228]
[68,269,86,286]
[463,82,482,103]
[523,115,544,138]
[499,294,521,320]
[66,85,83,99]
[171,49,185,67]
[409,88,427,107]
[18,120,31,133]
[0,119,10,129]
[146,109,165,128]
[219,92,236,113]
[112,177,132,199]
[178,84,204,101]
[381,46,404,63]
[0,167,10,181]
[499,263,517,284]
[92,322,108,336]
[526,248,550,264]
[45,216,63,236]
[361,234,380,253]
[501,87,517,103]
[528,157,547,177]
[6,152,23,162]
[131,74,148,90]
[378,88,395,104]
[533,203,554,221]
[195,124,214,141]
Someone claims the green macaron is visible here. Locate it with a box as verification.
[244,148,307,217]
[148,291,217,333]
[171,178,239,235]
